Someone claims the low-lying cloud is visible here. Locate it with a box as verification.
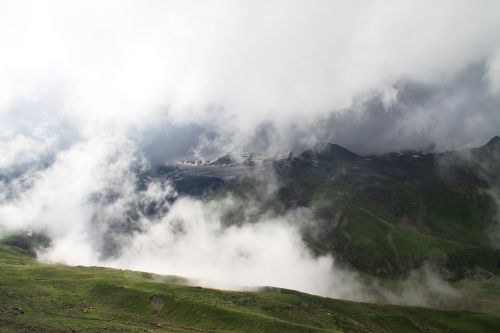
[0,135,460,307]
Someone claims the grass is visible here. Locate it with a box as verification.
[261,151,500,279]
[1,243,500,332]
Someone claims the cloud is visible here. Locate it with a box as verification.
[0,0,499,160]
[311,63,500,155]
[0,135,141,250]
[0,139,362,298]
[99,197,353,297]
[32,173,457,306]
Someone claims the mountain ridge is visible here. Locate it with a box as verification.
[203,136,500,279]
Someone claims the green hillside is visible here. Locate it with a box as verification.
[215,138,500,280]
[1,243,500,333]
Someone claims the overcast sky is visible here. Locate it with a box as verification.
[0,0,499,165]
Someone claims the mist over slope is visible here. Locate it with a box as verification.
[2,136,500,310]
[2,244,499,333]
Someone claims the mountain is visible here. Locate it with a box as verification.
[485,135,500,150]
[301,142,362,162]
[99,136,500,280]
[192,137,500,280]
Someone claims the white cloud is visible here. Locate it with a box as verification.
[488,48,500,96]
[0,0,499,149]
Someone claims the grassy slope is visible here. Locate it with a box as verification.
[262,145,500,279]
[1,244,500,333]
